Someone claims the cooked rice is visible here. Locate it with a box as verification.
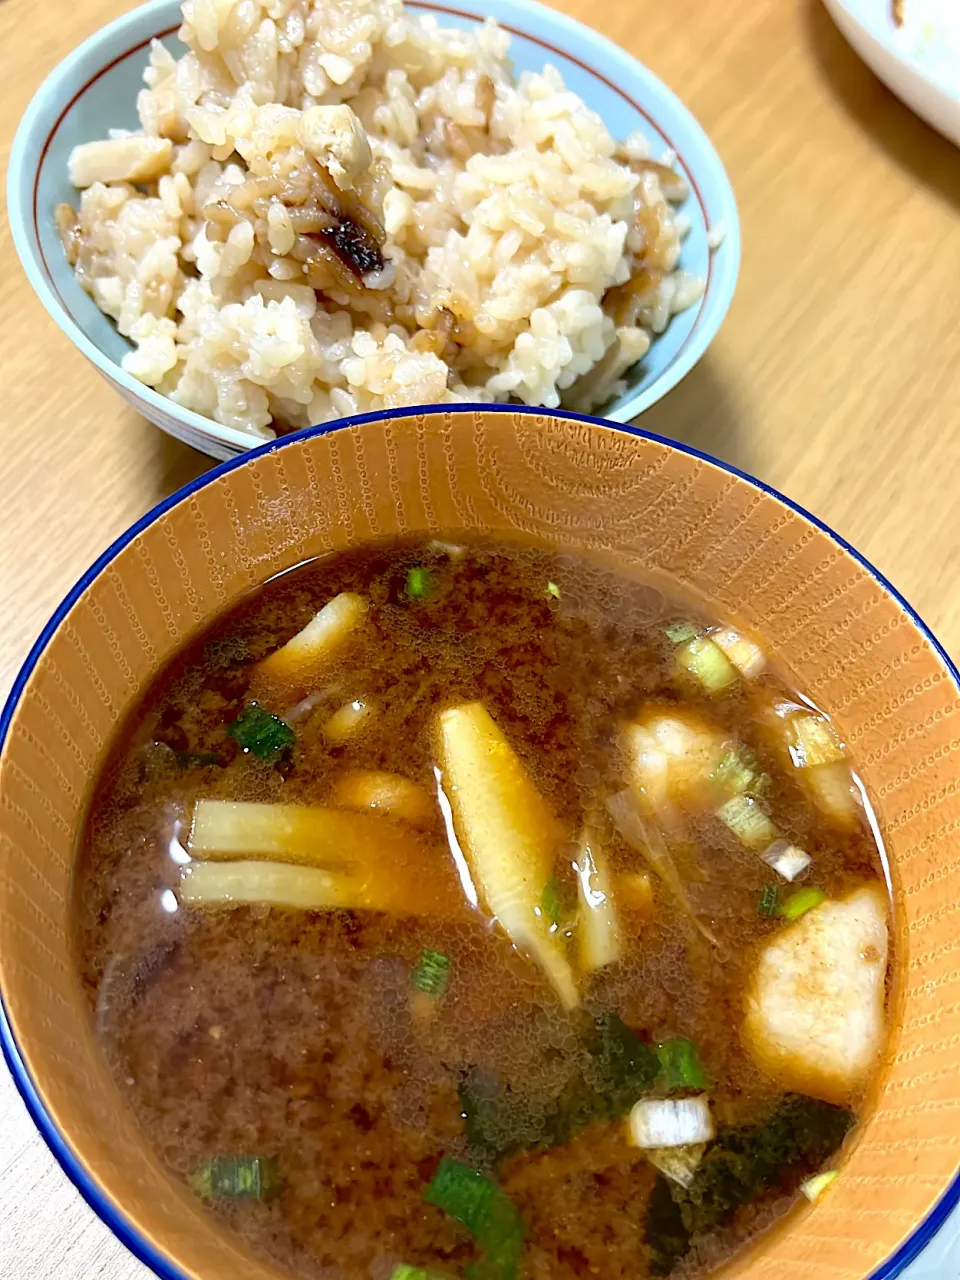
[58,0,705,440]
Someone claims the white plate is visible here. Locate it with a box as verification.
[823,0,960,145]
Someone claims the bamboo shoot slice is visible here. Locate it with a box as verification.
[190,799,418,861]
[180,861,351,910]
[606,789,716,947]
[179,859,458,917]
[575,829,621,972]
[255,592,367,683]
[437,702,578,1009]
[188,800,464,917]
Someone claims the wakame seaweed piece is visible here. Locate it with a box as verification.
[645,1173,693,1277]
[459,1068,557,1166]
[592,1011,661,1112]
[146,741,221,771]
[644,1095,855,1272]
[226,703,295,761]
[425,1158,523,1280]
[538,1013,661,1147]
[189,1155,280,1201]
[173,749,222,768]
[461,1014,660,1165]
[758,884,779,917]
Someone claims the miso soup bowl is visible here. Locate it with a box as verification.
[1,406,959,1280]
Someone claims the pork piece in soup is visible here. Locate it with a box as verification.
[74,539,891,1280]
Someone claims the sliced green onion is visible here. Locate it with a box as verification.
[716,794,778,851]
[787,714,844,768]
[412,949,451,997]
[425,1158,523,1278]
[426,1158,495,1235]
[406,566,432,600]
[545,581,561,600]
[711,746,763,797]
[646,1143,706,1189]
[665,620,699,646]
[709,626,766,679]
[540,876,571,929]
[758,884,779,917]
[628,1095,714,1148]
[801,1170,838,1201]
[657,1037,711,1091]
[676,635,739,694]
[391,1267,444,1280]
[779,886,827,920]
[226,704,295,761]
[189,1155,279,1200]
[763,839,812,882]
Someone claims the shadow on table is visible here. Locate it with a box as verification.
[805,0,960,212]
[132,410,213,499]
[137,362,750,494]
[636,356,753,476]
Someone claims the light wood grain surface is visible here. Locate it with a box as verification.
[2,0,960,1276]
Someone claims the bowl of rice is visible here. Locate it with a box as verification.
[9,0,739,459]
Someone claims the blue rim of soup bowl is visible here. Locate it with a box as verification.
[0,403,956,1280]
[7,0,740,457]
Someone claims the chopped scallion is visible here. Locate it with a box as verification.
[787,714,844,768]
[646,1143,705,1189]
[676,635,739,694]
[412,949,451,997]
[716,794,778,851]
[391,1267,444,1280]
[709,626,766,679]
[801,1170,839,1201]
[665,621,699,646]
[226,704,295,761]
[758,884,779,917]
[763,839,812,882]
[657,1037,711,1091]
[545,581,561,600]
[779,886,827,920]
[540,877,570,929]
[406,566,432,600]
[426,1158,495,1235]
[628,1095,714,1149]
[425,1158,523,1279]
[711,746,762,797]
[189,1155,279,1200]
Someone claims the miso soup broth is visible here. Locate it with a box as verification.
[74,539,892,1280]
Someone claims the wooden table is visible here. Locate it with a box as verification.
[2,0,960,1275]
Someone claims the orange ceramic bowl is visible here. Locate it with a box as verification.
[1,406,959,1280]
